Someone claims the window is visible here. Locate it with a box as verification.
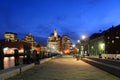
[115,36,119,39]
[107,42,110,44]
[107,36,110,39]
[112,40,114,43]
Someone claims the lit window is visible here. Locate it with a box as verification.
[115,36,119,39]
[112,40,114,43]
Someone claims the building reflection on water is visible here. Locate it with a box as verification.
[4,56,23,69]
[4,57,15,69]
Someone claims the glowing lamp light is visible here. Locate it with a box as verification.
[99,43,105,50]
[19,49,24,53]
[24,55,27,58]
[81,35,86,40]
[72,44,75,48]
[3,47,9,54]
[52,46,55,49]
[4,47,9,51]
[3,47,15,54]
[91,46,94,50]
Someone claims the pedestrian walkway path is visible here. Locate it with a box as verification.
[7,57,120,80]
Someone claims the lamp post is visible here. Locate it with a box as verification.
[77,40,81,54]
[81,35,86,57]
[72,44,75,54]
[77,35,86,57]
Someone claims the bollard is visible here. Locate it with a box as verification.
[0,44,4,70]
[14,49,19,66]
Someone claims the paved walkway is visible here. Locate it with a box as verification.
[7,56,120,80]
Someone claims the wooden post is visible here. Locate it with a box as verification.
[14,49,19,66]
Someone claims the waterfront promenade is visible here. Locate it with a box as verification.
[7,56,120,80]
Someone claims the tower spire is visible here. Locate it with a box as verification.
[54,28,57,37]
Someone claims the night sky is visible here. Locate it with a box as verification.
[0,0,120,44]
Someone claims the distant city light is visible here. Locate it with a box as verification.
[77,40,81,43]
[72,44,75,48]
[4,47,9,51]
[3,47,14,54]
[91,46,94,50]
[52,46,55,49]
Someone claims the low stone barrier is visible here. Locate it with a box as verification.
[0,68,20,80]
[0,57,56,80]
[39,55,58,64]
[20,63,35,72]
[0,63,35,80]
[82,58,120,78]
[40,58,52,64]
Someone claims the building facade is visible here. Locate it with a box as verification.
[24,33,36,47]
[61,35,72,54]
[103,25,120,54]
[47,29,61,53]
[88,33,105,56]
[4,32,17,42]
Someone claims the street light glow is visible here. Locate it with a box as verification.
[52,46,55,49]
[81,35,86,40]
[72,44,75,48]
[99,43,105,50]
[77,40,80,43]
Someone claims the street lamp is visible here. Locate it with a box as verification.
[99,43,105,58]
[99,43,105,51]
[99,43,105,54]
[81,35,86,40]
[77,35,87,56]
[81,35,86,57]
[72,44,75,48]
[77,40,80,43]
[77,40,81,54]
[52,46,55,49]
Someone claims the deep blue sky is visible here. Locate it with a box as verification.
[0,0,120,44]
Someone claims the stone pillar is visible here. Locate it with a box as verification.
[14,49,19,66]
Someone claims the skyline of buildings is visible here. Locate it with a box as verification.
[1,24,120,56]
[0,28,74,54]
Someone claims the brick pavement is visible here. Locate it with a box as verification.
[7,57,120,80]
